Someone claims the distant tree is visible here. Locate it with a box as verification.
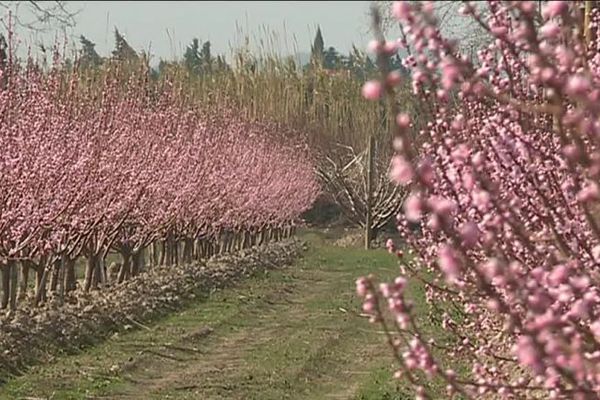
[200,40,212,73]
[183,38,216,75]
[79,35,102,68]
[183,38,202,75]
[111,28,138,62]
[323,46,341,70]
[310,26,325,66]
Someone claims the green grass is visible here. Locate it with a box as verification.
[0,229,449,400]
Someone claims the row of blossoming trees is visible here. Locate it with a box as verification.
[0,51,319,309]
[358,1,600,399]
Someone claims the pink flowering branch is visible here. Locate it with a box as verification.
[358,1,600,398]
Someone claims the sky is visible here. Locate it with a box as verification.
[12,1,375,64]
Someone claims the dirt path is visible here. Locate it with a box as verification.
[1,231,415,400]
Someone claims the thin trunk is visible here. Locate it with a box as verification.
[18,261,29,300]
[35,265,50,306]
[1,262,10,309]
[35,257,47,304]
[138,247,146,272]
[131,251,140,276]
[50,258,60,293]
[166,238,173,265]
[365,134,375,250]
[84,254,97,292]
[117,252,131,283]
[57,255,66,305]
[150,242,156,266]
[65,258,76,292]
[91,256,104,289]
[9,260,18,310]
[159,240,166,265]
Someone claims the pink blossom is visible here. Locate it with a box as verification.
[540,21,561,39]
[403,193,423,222]
[515,335,542,370]
[387,70,402,86]
[396,113,411,128]
[362,80,383,100]
[390,155,414,185]
[437,244,462,283]
[565,75,591,97]
[459,221,480,247]
[542,1,568,20]
[392,1,411,21]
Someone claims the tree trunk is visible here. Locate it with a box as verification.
[18,261,30,300]
[50,258,60,293]
[182,239,191,264]
[1,262,10,309]
[166,238,173,265]
[9,260,18,310]
[65,258,76,292]
[131,251,140,276]
[34,257,47,305]
[117,252,131,283]
[159,240,166,265]
[365,134,375,250]
[91,256,104,289]
[84,254,97,292]
[35,265,50,306]
[150,242,156,266]
[57,255,66,305]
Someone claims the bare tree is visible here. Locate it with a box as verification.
[374,1,490,57]
[316,140,406,249]
[0,1,78,32]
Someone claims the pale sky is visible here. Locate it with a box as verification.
[12,1,375,64]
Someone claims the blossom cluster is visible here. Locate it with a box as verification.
[359,1,600,398]
[0,55,319,263]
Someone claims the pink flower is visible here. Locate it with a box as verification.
[576,181,599,203]
[367,40,382,54]
[441,64,460,90]
[548,264,569,286]
[362,80,383,100]
[403,193,423,222]
[387,70,402,86]
[383,41,398,55]
[515,335,541,370]
[592,245,600,262]
[437,244,461,282]
[390,155,414,185]
[591,320,600,339]
[386,238,396,253]
[396,113,411,128]
[459,221,480,247]
[565,75,591,97]
[356,277,369,297]
[540,21,561,39]
[472,189,491,211]
[542,1,568,20]
[416,158,435,186]
[392,1,411,21]
[428,196,456,218]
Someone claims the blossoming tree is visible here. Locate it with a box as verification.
[359,1,600,398]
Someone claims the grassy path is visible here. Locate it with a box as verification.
[1,230,428,400]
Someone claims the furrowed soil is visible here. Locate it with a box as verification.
[0,229,446,400]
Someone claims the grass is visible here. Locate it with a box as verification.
[0,229,449,400]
